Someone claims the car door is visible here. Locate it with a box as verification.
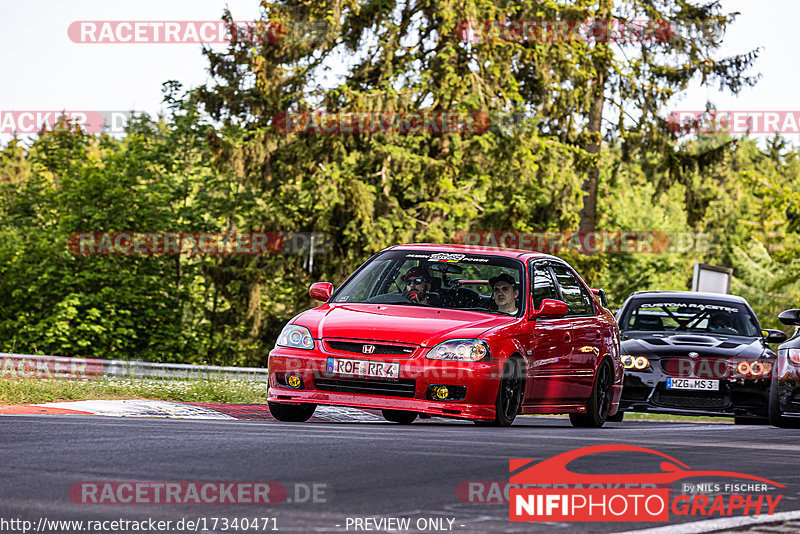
[525,261,575,404]
[550,264,600,401]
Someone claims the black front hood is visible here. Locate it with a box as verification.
[621,332,767,359]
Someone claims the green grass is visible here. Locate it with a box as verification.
[0,377,269,405]
[616,412,734,423]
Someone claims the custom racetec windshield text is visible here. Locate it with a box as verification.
[620,299,760,337]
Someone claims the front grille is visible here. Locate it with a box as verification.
[660,356,733,378]
[326,340,416,356]
[313,377,417,398]
[652,386,729,409]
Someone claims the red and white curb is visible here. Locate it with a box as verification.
[0,400,394,422]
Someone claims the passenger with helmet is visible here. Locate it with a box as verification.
[708,311,737,334]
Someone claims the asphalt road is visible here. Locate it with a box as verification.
[1,415,799,534]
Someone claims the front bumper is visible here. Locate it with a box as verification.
[266,346,505,421]
[620,372,770,418]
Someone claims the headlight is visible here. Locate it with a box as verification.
[276,324,315,350]
[789,349,800,365]
[735,360,773,376]
[622,355,649,370]
[426,339,490,362]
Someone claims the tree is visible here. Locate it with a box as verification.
[505,0,760,231]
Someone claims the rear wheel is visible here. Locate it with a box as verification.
[570,360,613,428]
[476,358,524,427]
[769,380,800,428]
[268,402,316,422]
[382,410,417,424]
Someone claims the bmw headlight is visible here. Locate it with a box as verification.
[622,355,649,370]
[426,339,490,362]
[276,324,315,350]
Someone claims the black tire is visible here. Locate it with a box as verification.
[734,416,769,425]
[769,380,800,428]
[570,359,613,428]
[477,358,525,426]
[382,409,417,424]
[268,402,316,422]
[607,411,624,422]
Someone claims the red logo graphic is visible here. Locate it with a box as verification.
[668,111,800,135]
[508,445,784,522]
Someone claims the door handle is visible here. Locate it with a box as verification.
[564,333,571,342]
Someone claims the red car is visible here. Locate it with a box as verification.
[267,244,623,427]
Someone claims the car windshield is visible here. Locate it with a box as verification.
[331,249,524,316]
[620,298,760,337]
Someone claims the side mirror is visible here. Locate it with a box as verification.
[591,288,609,308]
[763,329,788,344]
[530,298,569,320]
[309,282,333,302]
[778,309,800,326]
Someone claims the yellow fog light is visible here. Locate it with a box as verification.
[287,374,302,388]
[634,356,649,370]
[435,386,449,400]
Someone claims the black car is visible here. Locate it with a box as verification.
[614,291,787,423]
[769,309,800,428]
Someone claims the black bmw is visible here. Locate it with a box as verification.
[614,291,787,423]
[769,309,800,428]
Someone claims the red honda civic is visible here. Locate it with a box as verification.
[267,244,623,427]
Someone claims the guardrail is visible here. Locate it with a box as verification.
[0,352,268,382]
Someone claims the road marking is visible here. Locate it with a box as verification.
[30,400,236,419]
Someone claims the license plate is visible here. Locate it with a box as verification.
[666,378,719,391]
[326,357,400,379]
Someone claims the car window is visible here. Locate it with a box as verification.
[620,298,761,336]
[551,265,594,316]
[531,263,558,309]
[331,250,524,316]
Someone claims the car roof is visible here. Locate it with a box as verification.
[388,243,554,261]
[626,290,748,304]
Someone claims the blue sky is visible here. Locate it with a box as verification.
[0,0,795,141]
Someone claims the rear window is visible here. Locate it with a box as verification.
[620,298,760,337]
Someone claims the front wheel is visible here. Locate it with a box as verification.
[477,358,524,427]
[382,409,417,424]
[268,402,316,422]
[607,411,624,422]
[769,380,800,428]
[570,360,613,428]
[734,416,769,425]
